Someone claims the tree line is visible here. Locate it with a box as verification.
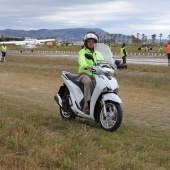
[0,35,24,42]
[92,32,170,44]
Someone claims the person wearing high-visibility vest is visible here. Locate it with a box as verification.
[167,42,170,66]
[159,45,163,52]
[78,33,104,114]
[1,43,7,62]
[120,43,127,67]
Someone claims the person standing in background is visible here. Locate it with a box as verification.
[159,45,163,52]
[1,43,7,62]
[166,42,170,66]
[120,43,127,67]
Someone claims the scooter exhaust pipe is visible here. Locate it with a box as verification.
[54,94,63,108]
[54,94,69,111]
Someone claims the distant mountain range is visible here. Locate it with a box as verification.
[1,28,167,43]
[0,28,109,42]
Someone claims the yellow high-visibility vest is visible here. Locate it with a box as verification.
[1,46,7,52]
[120,47,125,57]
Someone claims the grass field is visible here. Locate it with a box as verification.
[0,53,170,170]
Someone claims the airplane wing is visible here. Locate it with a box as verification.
[0,41,25,45]
[0,38,55,45]
[35,39,55,44]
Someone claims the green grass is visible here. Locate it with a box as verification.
[0,54,169,170]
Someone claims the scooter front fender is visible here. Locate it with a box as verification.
[103,93,122,103]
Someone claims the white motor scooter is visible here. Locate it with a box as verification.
[54,43,123,132]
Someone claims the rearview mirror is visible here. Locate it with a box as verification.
[85,53,93,60]
[85,53,94,63]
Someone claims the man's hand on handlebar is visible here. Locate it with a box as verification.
[85,66,93,71]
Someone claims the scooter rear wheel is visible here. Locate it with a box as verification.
[98,101,123,132]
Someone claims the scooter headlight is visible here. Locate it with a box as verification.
[102,87,109,92]
[113,87,119,94]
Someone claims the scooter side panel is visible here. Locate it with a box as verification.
[63,79,84,108]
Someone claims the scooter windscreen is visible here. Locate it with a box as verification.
[94,43,115,66]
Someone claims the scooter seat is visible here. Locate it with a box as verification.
[65,73,84,92]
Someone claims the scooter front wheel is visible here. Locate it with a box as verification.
[99,101,123,132]
[60,107,76,120]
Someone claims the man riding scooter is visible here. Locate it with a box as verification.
[78,33,104,114]
[54,40,123,132]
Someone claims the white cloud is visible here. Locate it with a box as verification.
[0,0,169,38]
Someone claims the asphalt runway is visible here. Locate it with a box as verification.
[9,50,168,66]
[125,58,167,66]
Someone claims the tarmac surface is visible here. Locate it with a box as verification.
[8,50,168,66]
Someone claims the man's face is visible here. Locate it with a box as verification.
[87,39,95,49]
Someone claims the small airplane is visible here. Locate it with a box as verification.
[21,41,37,49]
[0,37,55,48]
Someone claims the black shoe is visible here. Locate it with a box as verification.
[82,108,90,115]
[84,110,90,115]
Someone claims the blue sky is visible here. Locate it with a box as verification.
[0,0,170,39]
